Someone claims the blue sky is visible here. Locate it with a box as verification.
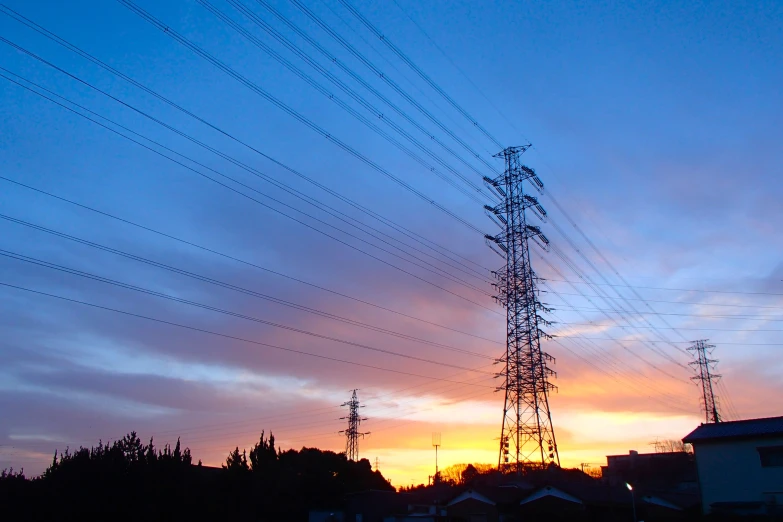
[1,0,781,484]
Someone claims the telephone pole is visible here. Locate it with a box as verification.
[688,340,721,423]
[484,145,560,473]
[340,389,369,461]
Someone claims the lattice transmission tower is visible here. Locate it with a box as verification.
[688,340,721,423]
[483,145,560,472]
[340,389,369,461]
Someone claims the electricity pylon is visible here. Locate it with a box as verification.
[340,389,369,461]
[484,145,560,472]
[688,340,721,423]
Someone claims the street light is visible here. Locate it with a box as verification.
[626,483,636,522]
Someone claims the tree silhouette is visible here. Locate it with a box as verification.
[224,446,249,472]
[248,430,277,473]
[461,463,479,484]
[1,429,393,521]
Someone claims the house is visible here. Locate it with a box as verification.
[683,415,783,516]
[518,485,589,522]
[601,449,697,491]
[445,489,499,522]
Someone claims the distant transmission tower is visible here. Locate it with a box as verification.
[340,389,369,461]
[688,340,721,423]
[484,145,560,472]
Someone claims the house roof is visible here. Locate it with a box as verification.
[520,486,583,506]
[682,416,783,443]
[642,495,683,511]
[447,490,496,507]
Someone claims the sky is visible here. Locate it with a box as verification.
[1,0,781,487]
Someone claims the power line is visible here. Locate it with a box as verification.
[3,351,500,460]
[534,253,691,383]
[545,223,691,361]
[0,216,495,361]
[0,3,492,275]
[550,291,783,311]
[0,43,493,292]
[537,231,690,368]
[196,0,486,206]
[547,278,783,298]
[237,0,494,184]
[202,0,492,203]
[546,304,783,322]
[554,336,783,346]
[156,366,499,450]
[388,0,523,139]
[0,69,499,313]
[542,291,698,408]
[0,174,502,345]
[254,0,495,176]
[32,360,498,453]
[715,379,740,421]
[116,0,487,236]
[0,282,498,388]
[535,257,696,401]
[555,322,783,333]
[318,0,488,156]
[277,0,502,175]
[0,248,497,374]
[334,0,504,149]
[542,307,698,406]
[549,338,695,413]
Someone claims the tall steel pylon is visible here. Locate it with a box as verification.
[340,389,369,461]
[484,145,560,473]
[688,340,721,423]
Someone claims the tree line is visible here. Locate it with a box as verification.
[0,430,392,521]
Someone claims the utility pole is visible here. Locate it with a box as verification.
[432,432,441,483]
[340,389,369,461]
[374,456,380,472]
[484,145,560,473]
[688,340,721,423]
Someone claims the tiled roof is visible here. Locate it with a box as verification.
[683,416,783,443]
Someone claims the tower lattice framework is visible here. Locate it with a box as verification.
[688,340,721,423]
[484,145,560,472]
[340,389,368,461]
